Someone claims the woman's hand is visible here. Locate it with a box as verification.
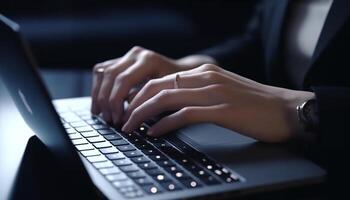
[91,46,215,125]
[121,64,315,143]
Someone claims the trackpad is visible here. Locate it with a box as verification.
[177,123,255,148]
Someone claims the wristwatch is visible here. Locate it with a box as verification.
[296,98,319,132]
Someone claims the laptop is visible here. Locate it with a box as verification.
[0,14,326,199]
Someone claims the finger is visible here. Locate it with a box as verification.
[96,61,132,122]
[91,60,118,114]
[147,104,226,137]
[96,47,146,122]
[108,58,157,125]
[127,87,140,103]
[124,71,228,121]
[122,85,221,133]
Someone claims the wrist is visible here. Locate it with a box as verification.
[284,90,317,139]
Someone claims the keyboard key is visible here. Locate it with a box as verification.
[80,149,101,157]
[123,190,143,198]
[106,173,128,182]
[152,174,172,183]
[127,171,147,179]
[113,179,135,188]
[153,142,172,149]
[87,155,107,163]
[81,131,100,138]
[92,124,109,130]
[149,154,168,162]
[69,133,83,140]
[75,143,94,151]
[80,115,94,121]
[106,153,126,160]
[145,168,164,176]
[85,119,103,125]
[62,116,81,123]
[66,128,77,134]
[99,147,119,154]
[110,139,129,146]
[180,179,202,189]
[104,134,122,141]
[156,160,176,167]
[98,129,115,135]
[74,110,91,116]
[124,150,143,158]
[141,185,162,195]
[134,177,154,186]
[119,185,139,193]
[134,143,153,150]
[138,162,157,170]
[93,141,112,149]
[142,149,160,155]
[176,157,192,166]
[117,145,136,152]
[113,159,133,166]
[131,156,151,164]
[72,138,88,145]
[93,161,114,169]
[137,125,148,134]
[63,123,71,129]
[87,136,106,143]
[145,136,163,143]
[75,126,94,132]
[100,167,121,175]
[119,164,140,173]
[123,133,145,143]
[199,175,220,185]
[70,121,88,128]
[161,181,182,191]
[172,171,191,180]
[164,166,181,173]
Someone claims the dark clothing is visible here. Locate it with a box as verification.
[201,0,350,196]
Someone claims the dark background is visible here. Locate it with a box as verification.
[1,0,258,69]
[1,0,259,98]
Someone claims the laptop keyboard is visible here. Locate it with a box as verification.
[58,107,241,198]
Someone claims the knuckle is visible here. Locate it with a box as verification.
[103,66,115,76]
[203,71,222,81]
[130,46,144,53]
[180,107,195,121]
[199,64,220,72]
[140,50,156,60]
[93,63,101,70]
[142,79,156,93]
[158,89,172,100]
[114,73,129,87]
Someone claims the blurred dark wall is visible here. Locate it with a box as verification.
[1,0,259,69]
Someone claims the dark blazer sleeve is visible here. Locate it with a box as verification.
[199,3,265,82]
[313,86,350,194]
[314,87,350,150]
